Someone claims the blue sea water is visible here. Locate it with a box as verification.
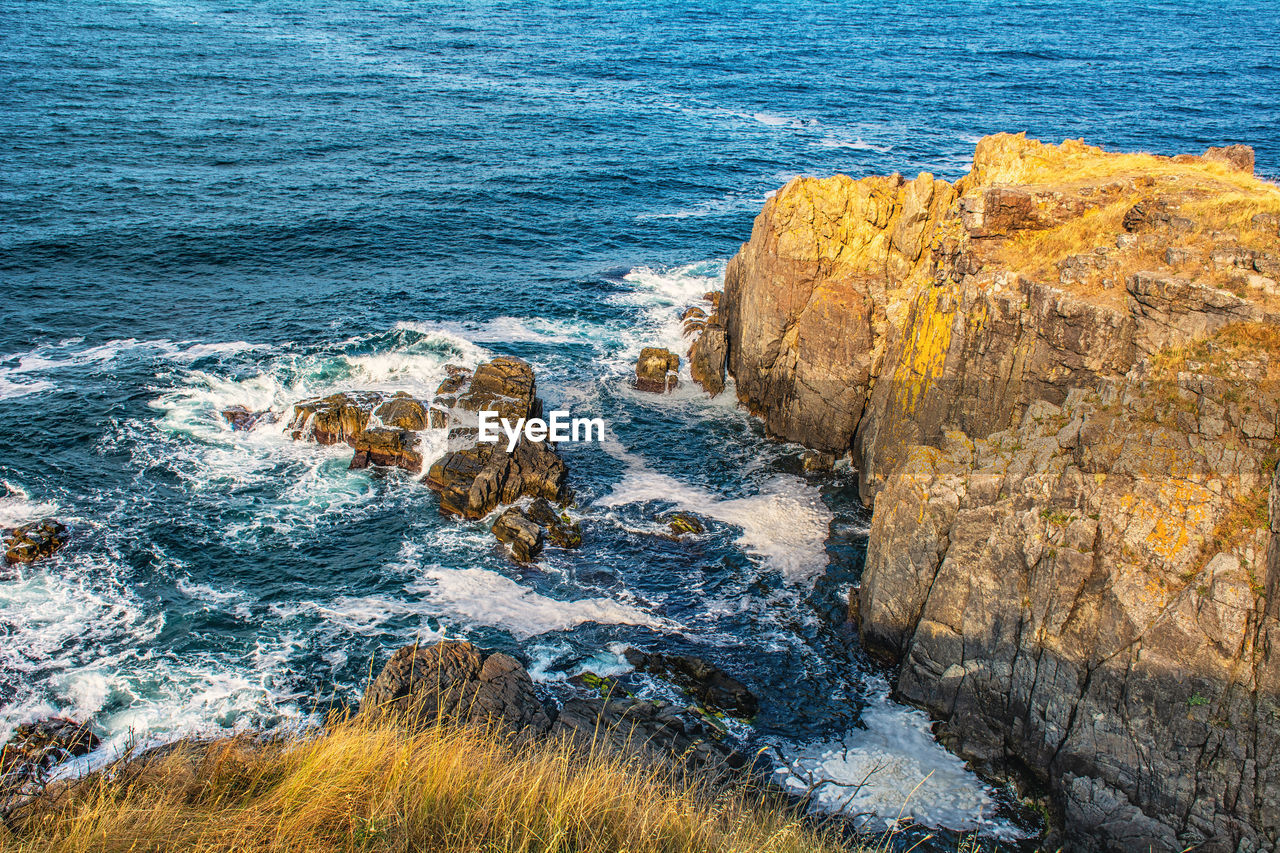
[2,0,1279,843]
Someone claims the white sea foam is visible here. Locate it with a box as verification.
[775,678,1026,838]
[597,441,832,583]
[0,482,59,528]
[411,568,669,639]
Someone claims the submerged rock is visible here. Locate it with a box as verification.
[664,512,704,537]
[527,498,582,548]
[491,506,544,563]
[634,347,679,393]
[1,718,98,792]
[624,649,758,719]
[3,519,66,566]
[220,405,274,431]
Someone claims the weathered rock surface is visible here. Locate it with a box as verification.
[288,391,385,446]
[423,356,569,518]
[3,519,66,566]
[350,427,422,473]
[624,649,759,719]
[491,505,544,562]
[426,434,568,519]
[361,641,551,736]
[374,393,430,430]
[1,718,98,793]
[220,405,274,431]
[361,641,770,790]
[635,347,679,393]
[526,497,582,549]
[722,133,1280,851]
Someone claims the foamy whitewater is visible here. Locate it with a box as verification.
[9,0,1267,845]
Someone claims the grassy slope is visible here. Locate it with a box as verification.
[0,715,877,853]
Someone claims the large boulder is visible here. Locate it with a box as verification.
[288,391,385,446]
[3,519,66,567]
[634,348,679,393]
[349,427,423,473]
[491,506,544,562]
[455,356,539,422]
[374,394,429,430]
[360,641,551,736]
[689,324,728,396]
[426,436,568,519]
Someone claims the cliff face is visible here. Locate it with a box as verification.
[712,134,1280,851]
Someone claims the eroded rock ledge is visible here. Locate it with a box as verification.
[711,133,1280,852]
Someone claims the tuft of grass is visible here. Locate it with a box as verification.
[0,715,874,853]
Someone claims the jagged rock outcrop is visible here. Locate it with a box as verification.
[491,505,544,562]
[361,641,770,789]
[288,391,385,445]
[624,649,759,719]
[3,519,66,567]
[350,427,422,473]
[361,641,552,736]
[722,133,1280,851]
[635,347,680,393]
[424,356,570,518]
[1,718,98,796]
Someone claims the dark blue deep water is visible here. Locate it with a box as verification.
[3,0,1279,843]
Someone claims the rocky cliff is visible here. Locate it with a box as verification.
[707,134,1280,851]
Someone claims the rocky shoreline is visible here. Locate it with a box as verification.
[686,133,1280,852]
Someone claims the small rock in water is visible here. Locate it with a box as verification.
[3,519,67,566]
[635,347,680,393]
[491,506,544,562]
[220,405,274,431]
[624,649,759,719]
[665,512,704,536]
[1,717,98,792]
[527,498,582,548]
[800,450,835,473]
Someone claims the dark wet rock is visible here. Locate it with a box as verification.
[569,670,630,698]
[1,718,98,793]
[374,393,429,430]
[361,641,551,736]
[664,512,704,536]
[800,450,835,473]
[526,498,582,548]
[634,347,679,393]
[426,435,568,519]
[221,405,274,431]
[491,506,544,562]
[288,391,385,446]
[624,650,759,719]
[3,519,66,566]
[350,427,422,474]
[689,324,727,396]
[1203,144,1255,175]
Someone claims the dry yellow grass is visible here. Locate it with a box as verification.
[960,133,1280,307]
[0,715,890,853]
